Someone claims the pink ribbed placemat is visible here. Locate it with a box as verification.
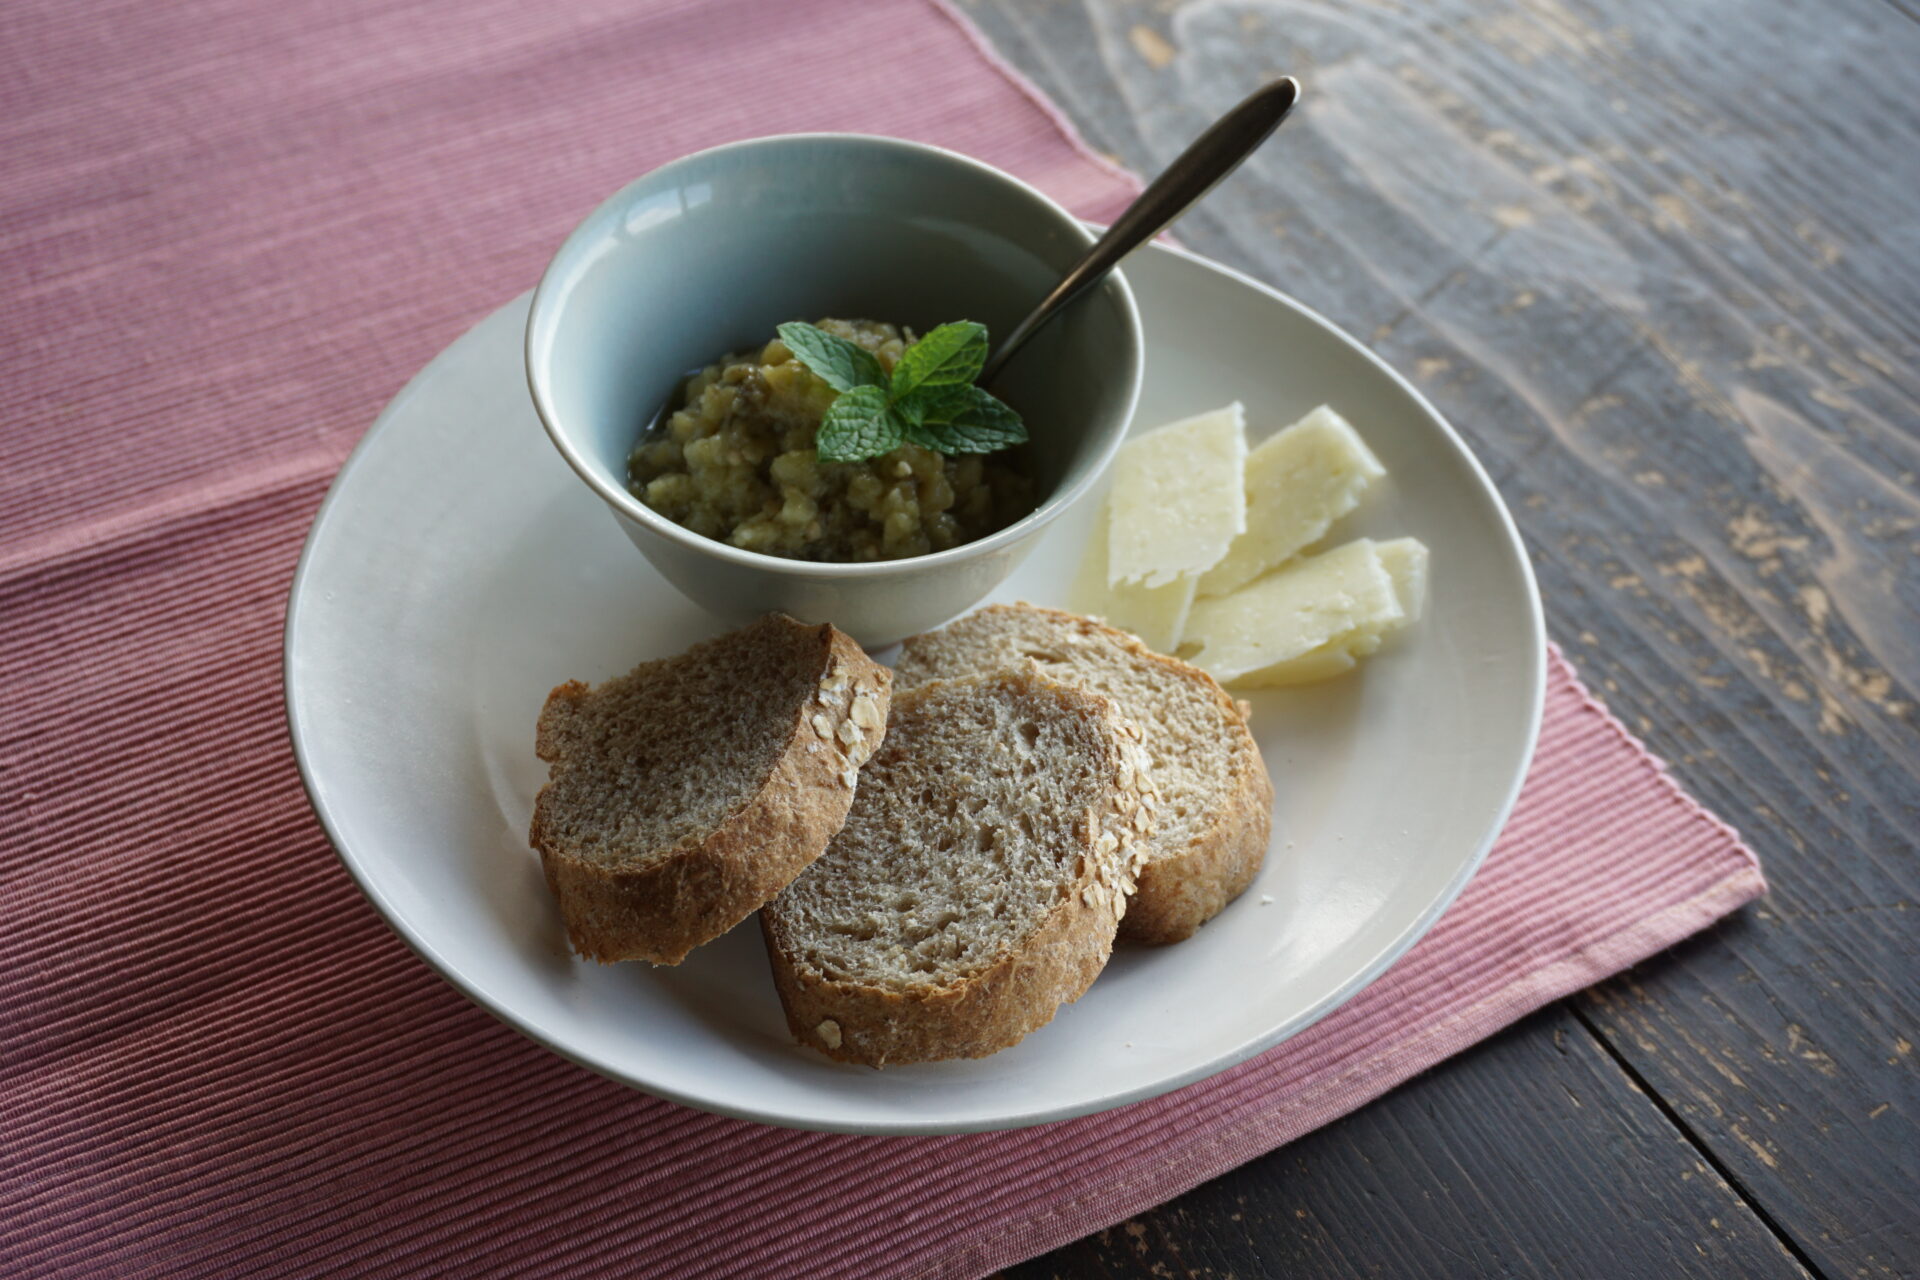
[0,1,1764,1276]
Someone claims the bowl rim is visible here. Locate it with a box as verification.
[523,131,1144,578]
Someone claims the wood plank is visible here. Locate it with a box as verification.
[1000,1007,1810,1279]
[962,0,1920,1274]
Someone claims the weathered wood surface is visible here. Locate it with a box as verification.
[963,0,1920,1274]
[1009,1008,1810,1279]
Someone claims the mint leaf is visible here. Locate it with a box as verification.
[911,386,1028,454]
[777,322,886,393]
[815,385,903,462]
[889,321,987,399]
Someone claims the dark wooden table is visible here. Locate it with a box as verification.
[959,1,1920,1275]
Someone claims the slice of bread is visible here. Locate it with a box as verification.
[531,614,890,966]
[762,669,1155,1066]
[896,603,1271,944]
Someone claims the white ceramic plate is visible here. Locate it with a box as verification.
[285,241,1545,1135]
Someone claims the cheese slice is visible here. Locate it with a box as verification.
[1107,403,1247,588]
[1197,406,1386,598]
[1180,539,1402,685]
[1231,537,1431,687]
[1071,506,1198,652]
[1109,576,1199,655]
[1238,641,1363,686]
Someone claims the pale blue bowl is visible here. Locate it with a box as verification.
[525,134,1143,647]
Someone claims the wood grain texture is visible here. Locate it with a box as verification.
[1005,1008,1810,1279]
[963,0,1920,1274]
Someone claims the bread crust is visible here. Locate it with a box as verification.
[897,604,1272,946]
[1118,748,1270,944]
[762,673,1155,1066]
[530,617,890,966]
[1108,643,1271,945]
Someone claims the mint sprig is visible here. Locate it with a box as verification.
[780,321,1029,464]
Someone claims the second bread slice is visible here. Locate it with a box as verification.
[762,669,1156,1066]
[897,604,1271,944]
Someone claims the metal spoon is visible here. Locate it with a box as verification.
[980,74,1301,385]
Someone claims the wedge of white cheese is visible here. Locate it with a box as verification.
[1106,403,1247,588]
[1181,538,1406,685]
[1101,574,1199,656]
[1070,506,1200,653]
[1190,533,1436,687]
[1197,406,1386,598]
[1240,537,1430,686]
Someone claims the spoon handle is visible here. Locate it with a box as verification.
[981,75,1301,386]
